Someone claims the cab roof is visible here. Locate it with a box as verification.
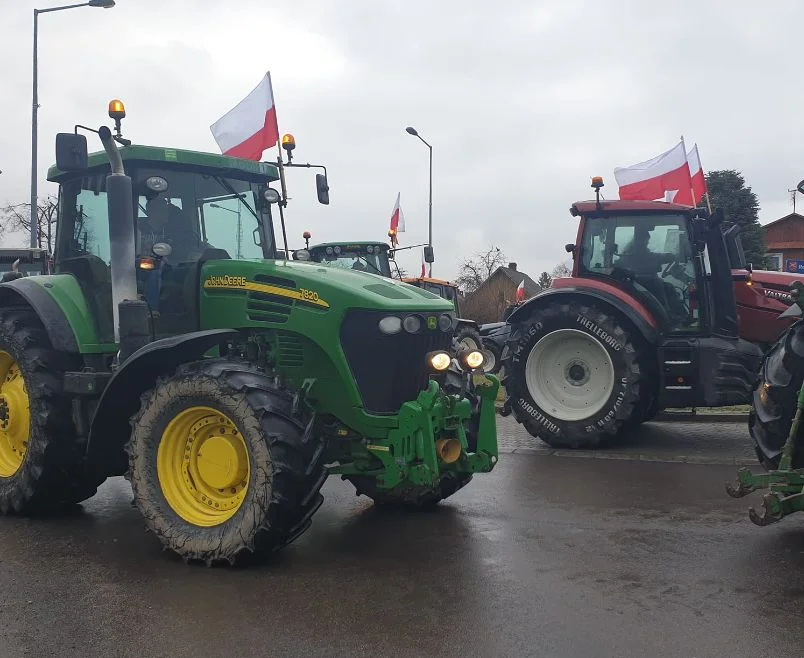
[570,200,698,216]
[47,144,280,183]
[309,242,390,251]
[402,276,456,287]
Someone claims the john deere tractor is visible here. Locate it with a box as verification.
[0,102,498,565]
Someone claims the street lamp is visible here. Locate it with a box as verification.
[31,0,115,248]
[405,126,433,276]
[210,202,243,259]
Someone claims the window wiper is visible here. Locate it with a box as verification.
[358,256,383,275]
[211,176,260,222]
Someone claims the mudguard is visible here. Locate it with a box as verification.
[86,329,239,474]
[507,286,659,345]
[0,278,79,352]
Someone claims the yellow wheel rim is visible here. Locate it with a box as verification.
[0,351,29,478]
[157,406,250,527]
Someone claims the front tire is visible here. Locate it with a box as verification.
[0,309,102,514]
[503,302,642,448]
[347,472,472,508]
[453,324,483,353]
[749,319,804,470]
[128,359,327,565]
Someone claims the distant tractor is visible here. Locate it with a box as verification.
[502,177,802,449]
[0,101,499,565]
[0,248,50,280]
[302,238,487,364]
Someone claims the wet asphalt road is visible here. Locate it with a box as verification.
[1,418,804,658]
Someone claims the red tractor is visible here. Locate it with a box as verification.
[502,178,803,449]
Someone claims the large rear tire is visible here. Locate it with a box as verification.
[503,302,642,448]
[127,359,327,565]
[0,309,102,514]
[749,319,804,470]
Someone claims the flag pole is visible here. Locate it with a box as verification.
[268,71,291,260]
[680,135,697,209]
[695,144,714,214]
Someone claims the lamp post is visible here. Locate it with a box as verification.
[210,202,243,259]
[405,126,433,276]
[31,0,115,248]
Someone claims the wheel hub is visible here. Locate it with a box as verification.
[157,406,250,527]
[0,353,29,477]
[524,329,615,422]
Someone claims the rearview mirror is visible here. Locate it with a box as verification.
[55,133,88,171]
[316,173,329,205]
[424,245,435,263]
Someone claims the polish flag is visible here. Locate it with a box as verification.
[388,193,405,247]
[420,251,426,278]
[210,73,279,161]
[687,144,707,205]
[515,278,525,302]
[614,141,694,205]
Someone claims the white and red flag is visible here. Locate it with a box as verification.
[388,193,405,247]
[515,278,525,303]
[210,73,279,161]
[614,141,694,205]
[420,250,426,277]
[686,144,707,205]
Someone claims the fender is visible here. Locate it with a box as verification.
[0,278,79,352]
[86,329,239,475]
[507,284,659,345]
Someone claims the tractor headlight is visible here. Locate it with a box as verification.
[758,383,771,408]
[145,176,168,193]
[461,349,485,370]
[366,245,375,254]
[378,316,402,335]
[428,351,452,372]
[403,315,422,333]
[438,313,453,332]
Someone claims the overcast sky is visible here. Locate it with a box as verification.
[2,0,803,280]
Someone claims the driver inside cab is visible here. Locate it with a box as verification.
[139,197,205,263]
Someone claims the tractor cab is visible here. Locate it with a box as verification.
[304,241,392,278]
[402,276,463,316]
[49,136,282,341]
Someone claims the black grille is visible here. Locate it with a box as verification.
[340,309,453,414]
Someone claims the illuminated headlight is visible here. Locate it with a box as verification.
[145,176,168,193]
[438,314,453,332]
[428,351,452,372]
[403,315,422,333]
[463,350,485,370]
[378,316,402,334]
[758,383,771,408]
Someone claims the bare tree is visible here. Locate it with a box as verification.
[551,260,571,279]
[456,245,506,293]
[0,196,59,252]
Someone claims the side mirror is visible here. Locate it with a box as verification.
[424,245,435,263]
[316,173,330,205]
[55,133,88,171]
[564,243,575,254]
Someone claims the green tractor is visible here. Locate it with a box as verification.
[0,103,499,565]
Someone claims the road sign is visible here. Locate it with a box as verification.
[786,259,804,274]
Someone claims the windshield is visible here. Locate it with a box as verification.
[55,168,275,268]
[580,213,700,331]
[309,245,391,277]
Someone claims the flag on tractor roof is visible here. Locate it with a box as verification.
[388,192,405,247]
[515,278,525,302]
[614,141,694,205]
[421,249,426,277]
[210,72,279,161]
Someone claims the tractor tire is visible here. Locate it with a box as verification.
[453,325,483,353]
[346,472,473,509]
[127,359,327,565]
[481,339,502,375]
[749,319,804,470]
[503,302,642,449]
[0,309,103,514]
